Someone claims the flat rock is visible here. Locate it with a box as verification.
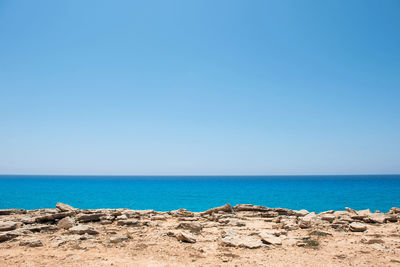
[0,221,18,231]
[259,232,282,245]
[221,235,263,249]
[0,209,26,215]
[56,202,78,212]
[293,209,309,217]
[19,238,43,247]
[0,232,19,242]
[349,222,367,232]
[365,213,387,224]
[76,213,106,222]
[57,217,75,229]
[320,214,336,223]
[69,225,99,235]
[117,219,140,226]
[110,234,130,243]
[170,209,194,217]
[176,222,203,233]
[233,204,271,212]
[176,231,196,243]
[200,204,233,215]
[35,211,75,223]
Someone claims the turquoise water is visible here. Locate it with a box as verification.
[0,175,399,213]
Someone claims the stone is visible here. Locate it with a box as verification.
[176,222,203,233]
[19,238,43,247]
[176,231,196,243]
[116,214,128,220]
[302,212,317,222]
[0,232,19,242]
[69,225,99,235]
[117,219,140,226]
[349,222,367,232]
[259,232,282,245]
[110,234,130,243]
[76,213,106,223]
[21,217,36,224]
[0,221,18,231]
[57,217,75,230]
[200,204,233,215]
[365,213,387,224]
[170,209,194,217]
[25,224,58,232]
[345,207,357,214]
[293,209,309,217]
[218,218,246,227]
[320,214,336,223]
[221,235,262,249]
[35,211,75,223]
[388,207,400,214]
[0,209,26,215]
[357,209,372,216]
[233,204,271,212]
[56,202,77,213]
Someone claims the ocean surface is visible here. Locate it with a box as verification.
[0,175,399,213]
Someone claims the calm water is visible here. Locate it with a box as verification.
[0,175,399,213]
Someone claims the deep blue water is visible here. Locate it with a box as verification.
[0,175,399,213]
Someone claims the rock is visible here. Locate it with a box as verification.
[260,211,280,218]
[320,214,336,223]
[57,217,75,230]
[259,232,282,245]
[21,217,36,224]
[56,202,77,213]
[272,208,296,216]
[357,209,372,216]
[116,219,140,226]
[349,222,367,232]
[218,218,246,227]
[201,204,233,215]
[281,218,299,230]
[221,235,262,249]
[110,234,130,243]
[388,207,400,214]
[319,210,335,215]
[76,213,106,222]
[302,212,318,223]
[176,222,203,233]
[25,224,58,232]
[345,207,358,214]
[19,238,43,247]
[35,211,75,223]
[0,232,19,242]
[293,209,309,217]
[365,213,387,224]
[233,204,271,212]
[0,221,18,231]
[0,209,26,215]
[176,231,196,243]
[116,214,128,220]
[69,225,99,235]
[170,209,194,217]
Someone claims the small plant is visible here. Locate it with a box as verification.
[310,230,331,237]
[304,239,320,248]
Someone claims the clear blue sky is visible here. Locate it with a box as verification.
[0,0,399,175]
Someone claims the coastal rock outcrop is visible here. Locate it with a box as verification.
[69,225,99,235]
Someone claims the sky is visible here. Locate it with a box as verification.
[0,0,399,175]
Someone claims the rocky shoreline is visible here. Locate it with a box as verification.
[1,203,400,266]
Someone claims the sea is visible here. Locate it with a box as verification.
[0,175,399,213]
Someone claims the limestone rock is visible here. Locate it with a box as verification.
[201,204,233,215]
[116,219,140,226]
[218,218,246,227]
[0,232,19,242]
[19,238,43,247]
[176,222,203,233]
[320,214,336,223]
[388,207,400,214]
[76,213,106,222]
[349,222,367,232]
[170,209,194,217]
[56,203,78,213]
[0,209,26,215]
[110,234,130,243]
[176,231,196,243]
[259,232,282,245]
[293,209,309,217]
[365,213,387,224]
[302,212,317,223]
[69,225,99,235]
[21,217,36,224]
[35,211,75,223]
[0,221,18,231]
[233,204,271,212]
[57,217,75,230]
